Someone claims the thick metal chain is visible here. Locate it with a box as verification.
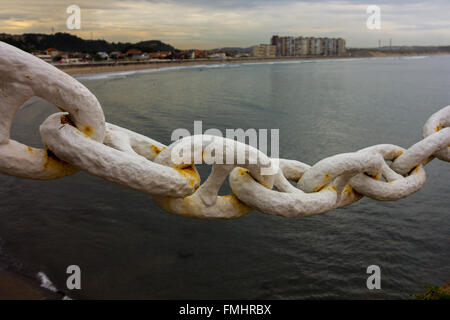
[1,41,449,219]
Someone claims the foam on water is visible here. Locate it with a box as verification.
[74,56,401,81]
[74,63,240,81]
[36,271,58,292]
[36,271,72,300]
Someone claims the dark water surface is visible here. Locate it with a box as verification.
[1,56,449,299]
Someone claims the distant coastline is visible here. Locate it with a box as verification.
[59,51,450,76]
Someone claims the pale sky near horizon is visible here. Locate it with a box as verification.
[1,0,449,49]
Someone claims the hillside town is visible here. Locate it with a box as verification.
[0,32,348,66]
[28,47,233,65]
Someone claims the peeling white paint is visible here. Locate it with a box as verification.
[0,41,105,179]
[40,113,199,197]
[422,105,450,162]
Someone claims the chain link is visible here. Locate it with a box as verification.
[1,41,449,219]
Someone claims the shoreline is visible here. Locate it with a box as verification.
[60,56,350,76]
[60,52,450,76]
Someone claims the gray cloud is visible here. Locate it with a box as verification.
[139,0,448,8]
[1,0,449,48]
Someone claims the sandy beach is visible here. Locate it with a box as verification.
[59,53,450,76]
[59,57,331,76]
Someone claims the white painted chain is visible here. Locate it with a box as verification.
[1,41,449,219]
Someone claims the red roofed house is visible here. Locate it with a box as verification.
[45,48,61,57]
[125,49,142,60]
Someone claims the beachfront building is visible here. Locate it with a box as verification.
[270,35,280,56]
[337,38,346,56]
[97,52,109,59]
[327,38,335,56]
[270,35,347,57]
[32,51,52,63]
[209,52,227,60]
[271,36,295,56]
[109,51,121,59]
[149,51,172,59]
[252,44,276,57]
[293,37,302,56]
[293,37,310,56]
[271,35,295,56]
[314,38,322,55]
[45,48,61,57]
[284,37,295,56]
[192,50,207,59]
[122,49,143,60]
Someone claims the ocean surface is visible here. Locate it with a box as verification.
[0,56,449,299]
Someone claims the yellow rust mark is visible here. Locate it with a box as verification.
[155,194,251,219]
[151,145,163,155]
[43,149,75,176]
[25,75,31,80]
[165,197,172,212]
[222,194,252,217]
[175,165,200,188]
[391,150,404,162]
[435,124,442,132]
[27,146,33,153]
[313,185,326,192]
[330,185,337,192]
[344,185,353,194]
[153,196,174,213]
[83,125,93,137]
[61,116,87,139]
[366,172,380,180]
[43,149,59,172]
[342,185,363,200]
[55,104,65,112]
[237,168,248,176]
[324,173,331,180]
[353,189,363,198]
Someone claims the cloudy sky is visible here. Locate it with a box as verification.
[1,0,449,49]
